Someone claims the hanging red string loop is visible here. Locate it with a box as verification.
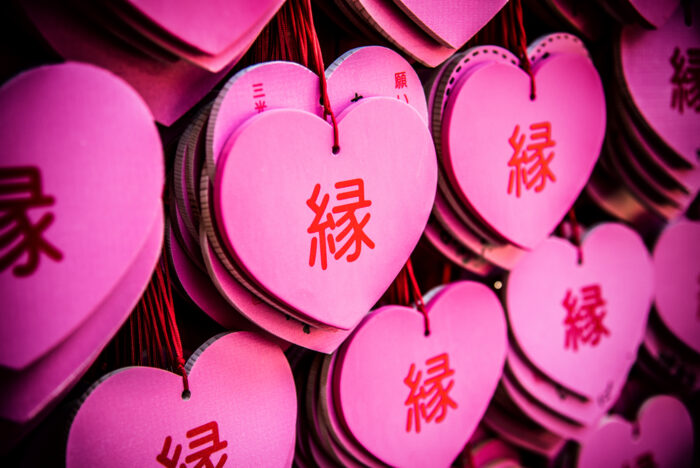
[510,0,536,100]
[406,258,430,336]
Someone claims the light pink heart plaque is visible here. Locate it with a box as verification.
[0,62,163,370]
[390,0,507,48]
[0,211,162,425]
[619,2,700,166]
[577,395,694,468]
[21,0,237,125]
[66,332,296,467]
[443,51,605,249]
[121,0,284,56]
[214,97,437,330]
[652,220,700,354]
[506,223,653,400]
[334,281,507,467]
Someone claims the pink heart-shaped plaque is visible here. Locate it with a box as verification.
[619,2,700,166]
[335,281,507,467]
[0,210,163,425]
[443,51,605,249]
[577,395,694,468]
[652,220,700,354]
[66,332,296,467]
[0,62,163,370]
[390,0,507,48]
[506,223,653,400]
[121,0,284,56]
[214,97,437,329]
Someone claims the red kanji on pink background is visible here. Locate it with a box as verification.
[306,178,374,270]
[403,352,458,434]
[156,421,228,468]
[670,47,700,114]
[563,284,610,351]
[507,122,557,198]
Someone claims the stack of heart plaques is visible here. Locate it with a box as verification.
[315,0,508,67]
[0,63,164,451]
[635,220,700,394]
[423,33,606,276]
[19,0,285,124]
[586,4,700,230]
[167,45,438,354]
[294,281,508,467]
[483,223,654,459]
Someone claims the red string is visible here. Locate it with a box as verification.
[157,259,190,395]
[511,0,536,100]
[406,259,430,336]
[299,0,340,154]
[441,263,452,285]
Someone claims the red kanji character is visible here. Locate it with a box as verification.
[507,122,557,198]
[404,363,424,433]
[670,47,700,114]
[397,93,409,103]
[306,183,336,270]
[254,100,267,113]
[156,435,185,468]
[0,166,63,277]
[563,284,610,351]
[395,71,408,89]
[421,353,458,424]
[183,421,228,468]
[332,179,374,262]
[403,353,457,433]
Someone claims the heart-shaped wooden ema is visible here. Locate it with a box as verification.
[0,211,163,424]
[214,97,437,330]
[390,0,507,48]
[506,223,653,400]
[577,395,694,468]
[121,0,284,56]
[619,2,700,166]
[0,63,163,370]
[66,332,296,467]
[626,0,679,29]
[653,220,700,354]
[21,0,237,125]
[335,281,507,468]
[443,51,605,249]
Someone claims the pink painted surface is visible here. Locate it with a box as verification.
[21,0,236,125]
[389,0,506,48]
[577,395,694,468]
[506,223,653,400]
[215,98,437,329]
[620,3,700,166]
[653,220,700,354]
[335,281,507,468]
[200,233,352,353]
[443,52,605,249]
[0,211,162,423]
[104,1,281,72]
[345,0,456,67]
[501,373,591,440]
[121,0,284,55]
[628,0,680,28]
[207,61,318,174]
[469,438,520,468]
[0,63,163,370]
[326,46,429,122]
[506,346,625,426]
[208,47,428,175]
[66,332,296,467]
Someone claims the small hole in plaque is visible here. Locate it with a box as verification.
[455,66,462,73]
[543,52,550,59]
[181,389,191,401]
[424,329,430,337]
[332,146,340,155]
[449,77,455,84]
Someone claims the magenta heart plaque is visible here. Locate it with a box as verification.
[334,281,507,467]
[66,332,296,467]
[0,62,163,370]
[214,97,437,329]
[506,223,653,400]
